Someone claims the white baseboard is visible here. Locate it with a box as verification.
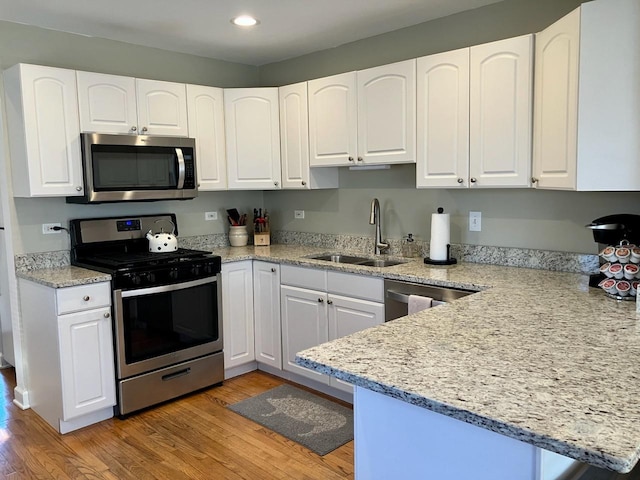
[13,385,29,409]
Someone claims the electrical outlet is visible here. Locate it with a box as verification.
[469,212,482,232]
[205,211,218,221]
[42,223,62,234]
[294,210,305,219]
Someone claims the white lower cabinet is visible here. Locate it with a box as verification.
[221,261,255,376]
[253,261,282,369]
[280,265,384,391]
[19,279,116,433]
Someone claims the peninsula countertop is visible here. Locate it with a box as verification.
[16,244,640,472]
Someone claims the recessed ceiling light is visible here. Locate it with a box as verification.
[231,15,259,27]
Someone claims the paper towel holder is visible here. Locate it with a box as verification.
[424,244,457,265]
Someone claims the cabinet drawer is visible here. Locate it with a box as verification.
[56,282,111,315]
[328,271,384,302]
[280,265,327,291]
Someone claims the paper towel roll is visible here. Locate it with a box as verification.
[430,212,450,261]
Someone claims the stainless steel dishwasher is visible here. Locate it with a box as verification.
[384,279,475,321]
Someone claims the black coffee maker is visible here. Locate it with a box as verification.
[586,213,640,287]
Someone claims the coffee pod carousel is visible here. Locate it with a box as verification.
[597,240,640,300]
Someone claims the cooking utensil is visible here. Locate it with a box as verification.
[226,208,241,225]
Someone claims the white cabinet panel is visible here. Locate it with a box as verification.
[221,261,255,369]
[224,88,282,189]
[308,72,358,167]
[357,60,416,166]
[136,79,188,136]
[253,262,282,369]
[281,285,328,383]
[58,307,116,421]
[186,84,227,190]
[4,64,83,197]
[416,49,470,188]
[279,82,339,190]
[77,71,138,134]
[470,35,533,187]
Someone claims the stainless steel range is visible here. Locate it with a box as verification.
[70,214,223,416]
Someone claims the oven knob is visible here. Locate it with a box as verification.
[131,274,142,286]
[203,264,213,275]
[169,269,179,280]
[144,272,156,284]
[191,265,201,276]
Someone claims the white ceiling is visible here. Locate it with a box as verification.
[0,0,502,66]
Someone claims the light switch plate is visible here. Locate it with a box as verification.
[205,212,218,221]
[469,211,481,232]
[294,210,305,219]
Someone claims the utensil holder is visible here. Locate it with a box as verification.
[229,226,249,247]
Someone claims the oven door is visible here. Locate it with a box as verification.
[113,275,222,379]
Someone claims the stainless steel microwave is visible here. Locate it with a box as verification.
[66,133,198,203]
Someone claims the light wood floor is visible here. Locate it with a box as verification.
[0,368,354,479]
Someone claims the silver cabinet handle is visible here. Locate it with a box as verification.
[301,181,306,186]
[457,178,464,184]
[357,157,363,163]
[76,186,82,191]
[348,157,354,163]
[141,126,148,133]
[131,126,137,132]
[104,312,111,318]
[271,267,276,273]
[531,177,538,184]
[318,298,324,303]
[470,178,477,183]
[83,295,90,301]
[274,181,279,187]
[327,299,333,305]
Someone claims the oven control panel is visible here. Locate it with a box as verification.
[116,219,141,232]
[113,256,221,290]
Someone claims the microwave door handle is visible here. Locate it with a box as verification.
[175,148,186,189]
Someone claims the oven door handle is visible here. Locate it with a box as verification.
[176,148,186,189]
[117,276,217,298]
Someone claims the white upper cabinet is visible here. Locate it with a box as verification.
[77,71,138,134]
[186,84,227,191]
[357,60,416,166]
[533,0,640,191]
[417,35,533,188]
[416,48,470,188]
[308,72,358,167]
[279,82,338,189]
[77,73,188,136]
[135,79,189,136]
[469,35,533,187]
[308,60,416,168]
[3,64,83,197]
[224,88,282,190]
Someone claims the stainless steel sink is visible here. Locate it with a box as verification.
[306,253,408,267]
[307,254,370,264]
[357,259,407,267]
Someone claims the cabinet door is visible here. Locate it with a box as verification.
[280,82,310,189]
[3,64,83,197]
[58,307,116,421]
[76,71,138,134]
[186,84,227,190]
[221,261,255,369]
[470,35,533,188]
[281,285,328,384]
[416,49,470,188]
[135,79,189,136]
[357,60,416,166]
[328,295,384,393]
[308,72,357,167]
[224,88,282,190]
[532,8,580,190]
[253,262,282,369]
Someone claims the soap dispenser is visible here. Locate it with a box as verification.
[402,233,419,258]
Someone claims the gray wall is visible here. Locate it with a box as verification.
[0,21,262,254]
[260,0,640,254]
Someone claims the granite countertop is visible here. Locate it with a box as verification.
[16,244,640,472]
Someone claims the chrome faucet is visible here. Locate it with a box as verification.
[369,198,389,255]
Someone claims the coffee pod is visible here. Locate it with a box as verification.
[600,246,617,262]
[616,247,631,263]
[609,263,624,279]
[600,262,613,278]
[623,263,639,280]
[601,278,618,294]
[631,247,640,263]
[616,280,631,297]
[630,281,639,297]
